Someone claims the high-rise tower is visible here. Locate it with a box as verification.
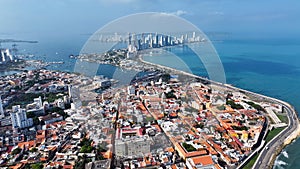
[0,96,4,118]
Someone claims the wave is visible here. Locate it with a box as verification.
[282,150,289,159]
[274,159,288,169]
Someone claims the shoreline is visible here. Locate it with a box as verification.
[30,52,300,168]
[138,54,300,169]
[3,53,298,168]
[268,124,300,169]
[0,59,68,74]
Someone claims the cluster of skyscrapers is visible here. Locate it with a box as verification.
[128,32,204,51]
[0,49,15,64]
[126,32,205,58]
[94,31,205,58]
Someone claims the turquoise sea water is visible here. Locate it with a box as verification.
[1,38,299,168]
[143,40,300,112]
[216,39,300,111]
[143,39,300,169]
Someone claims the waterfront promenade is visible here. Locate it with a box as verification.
[138,55,300,169]
[252,104,299,169]
[224,83,300,169]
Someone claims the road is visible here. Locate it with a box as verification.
[224,82,299,169]
[208,80,299,169]
[138,57,299,169]
[110,98,121,169]
[253,104,299,169]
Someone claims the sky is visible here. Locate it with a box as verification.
[0,0,300,43]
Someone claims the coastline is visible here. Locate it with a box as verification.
[3,51,298,168]
[284,123,300,145]
[268,124,300,169]
[138,54,300,169]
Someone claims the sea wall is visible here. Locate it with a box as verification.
[138,55,300,169]
[284,122,300,145]
[268,121,300,169]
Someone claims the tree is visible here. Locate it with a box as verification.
[165,91,176,99]
[80,145,93,153]
[194,123,204,129]
[97,143,108,152]
[79,138,93,153]
[31,163,43,169]
[33,117,40,125]
[226,100,244,109]
[79,137,92,147]
[182,142,196,152]
[75,154,89,169]
[243,101,265,112]
[11,147,21,155]
[232,126,248,131]
[96,144,106,160]
[217,105,226,111]
[161,74,171,82]
[30,147,38,153]
[26,112,35,118]
[47,107,69,119]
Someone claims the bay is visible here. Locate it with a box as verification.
[1,38,299,168]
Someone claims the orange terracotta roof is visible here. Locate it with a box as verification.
[40,157,47,161]
[52,135,58,140]
[56,154,65,158]
[202,142,218,155]
[197,149,208,155]
[48,146,57,151]
[141,96,161,102]
[224,155,231,163]
[165,147,175,153]
[9,163,24,169]
[169,112,178,118]
[103,150,112,159]
[36,130,46,136]
[49,161,63,166]
[163,157,169,163]
[190,155,214,166]
[214,164,222,169]
[53,120,67,126]
[187,130,195,135]
[63,165,73,169]
[137,104,146,111]
[152,124,161,132]
[140,161,146,167]
[171,164,177,169]
[20,160,28,164]
[17,140,35,149]
[175,143,208,159]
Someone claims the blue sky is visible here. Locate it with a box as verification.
[0,0,300,41]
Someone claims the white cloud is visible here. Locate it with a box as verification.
[162,10,188,16]
[172,10,188,16]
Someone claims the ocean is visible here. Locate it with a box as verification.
[143,39,300,169]
[1,37,299,168]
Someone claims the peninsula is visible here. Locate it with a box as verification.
[79,41,300,168]
[0,35,298,169]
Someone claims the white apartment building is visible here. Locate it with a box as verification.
[11,105,33,129]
